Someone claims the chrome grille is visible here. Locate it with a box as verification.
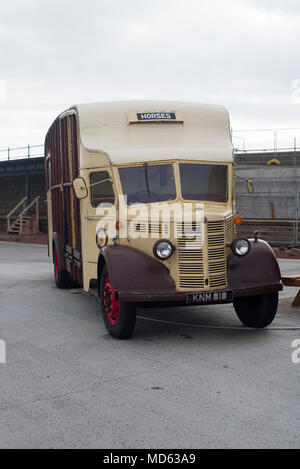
[177,219,227,291]
[207,220,227,289]
[177,222,204,289]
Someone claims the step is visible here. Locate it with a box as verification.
[9,221,31,231]
[11,218,31,227]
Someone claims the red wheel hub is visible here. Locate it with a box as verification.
[55,251,59,280]
[103,276,119,325]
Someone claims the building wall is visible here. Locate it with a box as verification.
[0,175,26,217]
[235,167,300,220]
[0,174,47,233]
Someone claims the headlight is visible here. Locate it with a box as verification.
[153,240,175,261]
[96,228,108,250]
[231,238,251,257]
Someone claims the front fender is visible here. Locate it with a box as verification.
[98,245,176,293]
[228,239,282,293]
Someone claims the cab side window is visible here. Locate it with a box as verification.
[90,171,115,208]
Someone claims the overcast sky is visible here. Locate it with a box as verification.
[0,0,300,152]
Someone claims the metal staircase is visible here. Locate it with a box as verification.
[7,196,40,235]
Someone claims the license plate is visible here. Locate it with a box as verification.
[186,291,233,305]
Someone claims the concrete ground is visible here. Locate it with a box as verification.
[0,242,300,449]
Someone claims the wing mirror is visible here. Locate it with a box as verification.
[247,180,254,194]
[73,177,88,200]
[236,174,254,194]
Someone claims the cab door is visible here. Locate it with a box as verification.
[85,168,116,263]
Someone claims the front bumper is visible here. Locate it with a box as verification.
[119,282,283,304]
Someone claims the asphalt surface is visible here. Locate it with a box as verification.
[0,242,300,449]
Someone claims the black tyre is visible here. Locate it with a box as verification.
[100,265,137,339]
[233,292,278,328]
[54,248,69,289]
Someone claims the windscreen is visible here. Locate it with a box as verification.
[179,163,228,202]
[119,164,176,205]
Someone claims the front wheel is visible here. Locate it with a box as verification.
[233,292,278,328]
[100,266,137,339]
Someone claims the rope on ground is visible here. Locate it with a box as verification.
[137,315,300,331]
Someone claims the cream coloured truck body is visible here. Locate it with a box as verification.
[45,101,282,338]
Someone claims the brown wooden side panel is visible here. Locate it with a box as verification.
[45,119,65,268]
[45,112,82,286]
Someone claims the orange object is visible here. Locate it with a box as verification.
[116,221,121,230]
[234,216,244,225]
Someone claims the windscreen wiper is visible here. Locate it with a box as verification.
[144,163,151,201]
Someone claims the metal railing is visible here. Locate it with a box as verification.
[0,127,300,162]
[232,128,300,154]
[235,146,300,155]
[1,146,300,163]
[0,144,44,162]
[0,144,300,162]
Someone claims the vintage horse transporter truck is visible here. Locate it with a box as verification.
[45,101,282,339]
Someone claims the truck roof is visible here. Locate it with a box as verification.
[70,100,233,165]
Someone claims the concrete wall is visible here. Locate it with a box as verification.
[235,167,300,220]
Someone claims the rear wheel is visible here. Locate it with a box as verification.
[233,292,278,328]
[100,265,137,339]
[53,248,69,289]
